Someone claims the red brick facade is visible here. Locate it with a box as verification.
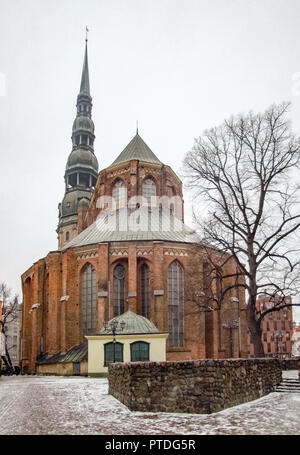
[248,295,293,359]
[21,242,249,373]
[20,149,248,374]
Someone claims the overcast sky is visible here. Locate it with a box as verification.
[0,0,300,320]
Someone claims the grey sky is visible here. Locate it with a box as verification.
[0,0,300,320]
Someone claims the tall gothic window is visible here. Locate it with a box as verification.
[168,260,184,347]
[142,178,156,205]
[140,263,150,319]
[113,264,125,316]
[112,180,126,209]
[81,263,97,334]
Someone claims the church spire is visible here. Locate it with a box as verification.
[79,39,90,96]
[57,33,98,249]
[76,30,92,119]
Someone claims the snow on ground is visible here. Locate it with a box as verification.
[0,370,299,435]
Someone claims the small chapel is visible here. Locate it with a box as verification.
[20,39,248,375]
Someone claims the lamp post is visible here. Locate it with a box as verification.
[103,319,125,363]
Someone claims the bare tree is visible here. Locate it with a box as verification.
[184,102,300,357]
[0,282,19,373]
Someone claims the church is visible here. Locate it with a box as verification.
[20,40,248,374]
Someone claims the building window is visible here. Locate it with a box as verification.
[66,231,69,241]
[267,343,271,353]
[140,263,150,319]
[168,260,184,347]
[130,341,150,362]
[142,178,156,204]
[286,332,290,341]
[81,263,97,335]
[263,333,267,342]
[113,264,125,316]
[112,180,126,209]
[104,342,123,366]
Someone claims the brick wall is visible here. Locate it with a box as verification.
[108,358,282,414]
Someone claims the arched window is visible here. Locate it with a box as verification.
[81,263,97,335]
[140,263,150,319]
[168,261,184,347]
[130,341,150,362]
[113,264,125,316]
[142,178,156,204]
[104,342,124,366]
[112,180,126,209]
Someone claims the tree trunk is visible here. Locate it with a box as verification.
[247,299,265,357]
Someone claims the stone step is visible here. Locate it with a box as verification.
[276,383,300,392]
[276,388,300,393]
[275,376,300,393]
[277,384,300,390]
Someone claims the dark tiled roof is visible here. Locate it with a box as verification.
[36,341,88,365]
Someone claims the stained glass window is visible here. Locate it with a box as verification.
[81,263,97,334]
[113,264,125,316]
[168,261,184,347]
[130,341,150,362]
[141,263,150,319]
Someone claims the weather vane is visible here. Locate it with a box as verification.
[86,25,89,42]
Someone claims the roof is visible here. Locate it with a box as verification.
[100,311,160,335]
[36,341,88,365]
[61,206,200,250]
[109,132,162,167]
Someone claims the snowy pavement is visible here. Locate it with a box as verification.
[0,370,299,435]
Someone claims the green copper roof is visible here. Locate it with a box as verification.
[61,206,200,250]
[110,133,162,167]
[100,311,160,335]
[79,42,90,96]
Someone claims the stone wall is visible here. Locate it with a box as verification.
[279,358,300,370]
[109,358,282,414]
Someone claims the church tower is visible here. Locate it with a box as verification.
[57,38,98,248]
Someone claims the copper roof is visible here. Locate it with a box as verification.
[61,206,200,250]
[109,132,162,167]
